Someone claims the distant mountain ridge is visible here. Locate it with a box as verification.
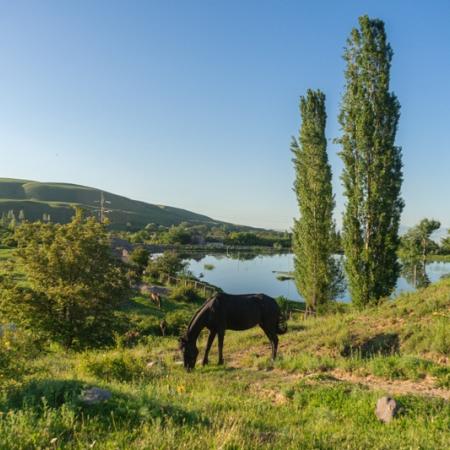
[0,178,247,230]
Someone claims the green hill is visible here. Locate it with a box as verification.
[0,178,234,230]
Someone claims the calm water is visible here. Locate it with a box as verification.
[186,253,450,302]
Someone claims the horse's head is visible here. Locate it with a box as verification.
[179,336,199,371]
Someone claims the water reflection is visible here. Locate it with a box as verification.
[185,253,450,302]
[400,262,430,289]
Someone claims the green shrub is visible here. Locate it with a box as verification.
[114,329,142,349]
[1,212,130,349]
[276,296,291,320]
[145,251,187,280]
[164,310,192,335]
[79,350,147,382]
[170,285,202,303]
[0,325,37,389]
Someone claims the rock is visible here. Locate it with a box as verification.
[375,396,399,423]
[80,387,112,405]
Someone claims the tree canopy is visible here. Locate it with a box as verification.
[292,89,343,313]
[0,209,130,348]
[338,15,404,306]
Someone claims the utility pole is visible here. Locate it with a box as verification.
[94,191,112,223]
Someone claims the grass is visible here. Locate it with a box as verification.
[1,340,449,449]
[0,248,13,261]
[1,249,450,448]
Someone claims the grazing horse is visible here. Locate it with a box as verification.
[179,292,287,370]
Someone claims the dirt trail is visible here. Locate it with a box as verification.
[330,369,450,401]
[224,348,449,401]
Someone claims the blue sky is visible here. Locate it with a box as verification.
[1,1,449,230]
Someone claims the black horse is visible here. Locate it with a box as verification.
[179,292,287,370]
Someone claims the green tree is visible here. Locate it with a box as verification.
[162,225,192,245]
[145,251,187,280]
[129,246,150,278]
[7,210,17,230]
[441,229,450,254]
[416,219,440,266]
[0,209,129,348]
[0,212,8,228]
[292,89,343,314]
[338,16,404,306]
[399,219,440,287]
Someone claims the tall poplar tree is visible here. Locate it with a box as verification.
[292,89,342,314]
[338,16,404,306]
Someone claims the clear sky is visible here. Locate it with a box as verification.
[1,1,449,230]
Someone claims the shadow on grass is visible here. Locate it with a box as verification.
[342,333,400,358]
[286,323,306,332]
[3,378,209,429]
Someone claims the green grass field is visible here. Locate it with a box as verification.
[1,262,449,449]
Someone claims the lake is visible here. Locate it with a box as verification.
[186,253,450,302]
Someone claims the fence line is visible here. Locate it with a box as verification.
[160,273,217,297]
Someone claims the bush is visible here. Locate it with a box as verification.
[145,251,187,281]
[276,296,292,320]
[114,329,142,349]
[0,325,37,388]
[0,210,130,349]
[170,285,202,303]
[164,310,192,335]
[79,350,147,382]
[129,247,150,278]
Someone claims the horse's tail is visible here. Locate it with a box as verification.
[277,314,288,335]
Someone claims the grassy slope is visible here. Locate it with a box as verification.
[0,178,231,229]
[1,275,449,449]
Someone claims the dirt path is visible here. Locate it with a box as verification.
[224,348,449,401]
[330,368,450,401]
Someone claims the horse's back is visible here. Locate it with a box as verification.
[211,292,279,330]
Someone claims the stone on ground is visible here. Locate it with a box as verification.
[375,396,399,423]
[80,387,112,405]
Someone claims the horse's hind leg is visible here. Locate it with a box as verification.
[203,330,216,366]
[261,325,279,360]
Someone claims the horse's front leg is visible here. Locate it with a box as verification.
[217,329,225,365]
[271,335,279,360]
[203,330,216,366]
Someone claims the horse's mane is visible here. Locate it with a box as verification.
[185,294,217,335]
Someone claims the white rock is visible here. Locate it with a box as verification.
[375,396,399,423]
[80,387,112,405]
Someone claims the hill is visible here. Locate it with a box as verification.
[0,178,243,230]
